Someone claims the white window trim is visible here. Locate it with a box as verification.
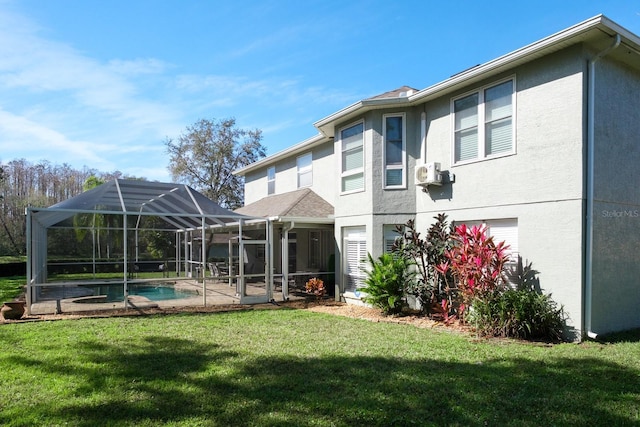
[297,153,312,188]
[382,113,406,189]
[267,166,275,195]
[451,76,517,166]
[342,227,367,295]
[383,224,401,253]
[339,120,366,195]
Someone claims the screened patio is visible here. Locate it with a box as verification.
[26,179,277,315]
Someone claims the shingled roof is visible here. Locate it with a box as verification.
[365,85,418,100]
[235,188,333,220]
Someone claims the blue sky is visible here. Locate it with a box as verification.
[1,0,639,182]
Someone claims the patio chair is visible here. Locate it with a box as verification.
[208,262,220,278]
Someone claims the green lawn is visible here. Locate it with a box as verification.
[1,309,639,426]
[0,276,25,302]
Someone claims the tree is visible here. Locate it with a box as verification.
[0,166,21,255]
[165,118,266,209]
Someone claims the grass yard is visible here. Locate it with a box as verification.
[0,276,25,302]
[0,309,639,426]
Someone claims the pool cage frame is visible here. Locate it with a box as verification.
[26,179,273,315]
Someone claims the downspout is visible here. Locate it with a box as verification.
[267,219,274,302]
[25,208,32,315]
[123,213,129,309]
[420,111,427,163]
[282,221,295,301]
[585,34,620,340]
[201,217,207,307]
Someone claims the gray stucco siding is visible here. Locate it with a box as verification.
[332,114,374,218]
[416,199,584,337]
[593,57,640,204]
[591,201,640,334]
[418,47,586,214]
[590,57,640,335]
[243,140,335,206]
[413,47,588,337]
[242,169,266,205]
[370,108,420,215]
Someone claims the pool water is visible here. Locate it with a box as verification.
[82,284,197,303]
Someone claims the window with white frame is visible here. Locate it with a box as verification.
[340,122,364,193]
[453,79,514,164]
[383,114,406,188]
[297,153,312,188]
[267,166,275,195]
[383,224,401,253]
[343,227,367,292]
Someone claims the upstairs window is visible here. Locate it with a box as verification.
[297,153,312,188]
[340,122,364,193]
[267,166,275,195]
[453,79,514,164]
[383,114,406,188]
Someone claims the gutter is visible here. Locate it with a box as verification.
[585,33,621,340]
[267,215,334,225]
[233,134,330,176]
[313,15,635,138]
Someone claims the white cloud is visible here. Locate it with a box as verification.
[107,58,170,76]
[0,4,184,177]
[0,2,362,180]
[0,109,110,167]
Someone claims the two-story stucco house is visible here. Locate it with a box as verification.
[234,15,640,339]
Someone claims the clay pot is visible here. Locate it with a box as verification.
[1,301,25,320]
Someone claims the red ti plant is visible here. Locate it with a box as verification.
[436,224,510,316]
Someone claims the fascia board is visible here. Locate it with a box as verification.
[314,15,637,135]
[408,15,618,104]
[233,134,330,176]
[314,97,412,137]
[268,216,335,225]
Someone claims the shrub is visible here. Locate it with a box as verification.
[361,252,414,315]
[435,223,510,322]
[305,277,326,301]
[468,288,566,341]
[392,214,454,315]
[443,224,510,301]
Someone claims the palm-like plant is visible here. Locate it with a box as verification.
[360,252,414,315]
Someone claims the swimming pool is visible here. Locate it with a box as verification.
[77,283,198,303]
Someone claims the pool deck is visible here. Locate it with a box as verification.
[28,279,303,316]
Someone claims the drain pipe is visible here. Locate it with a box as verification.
[585,34,620,340]
[420,111,427,163]
[281,221,295,301]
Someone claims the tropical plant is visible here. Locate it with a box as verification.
[468,288,566,341]
[305,277,326,301]
[361,252,414,315]
[391,214,454,315]
[437,224,510,311]
[139,216,175,259]
[71,176,126,259]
